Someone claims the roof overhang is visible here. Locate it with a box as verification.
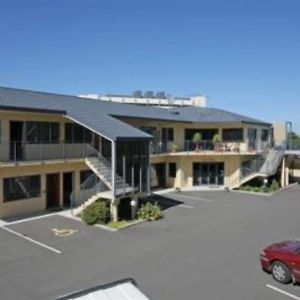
[0,105,66,115]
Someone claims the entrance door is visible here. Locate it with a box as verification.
[46,173,60,209]
[10,121,24,161]
[151,163,166,188]
[193,163,224,186]
[248,128,257,151]
[63,172,73,207]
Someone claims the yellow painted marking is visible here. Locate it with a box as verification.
[52,228,78,237]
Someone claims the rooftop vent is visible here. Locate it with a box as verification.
[144,91,154,98]
[156,91,166,98]
[133,90,143,98]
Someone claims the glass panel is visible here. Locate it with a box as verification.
[222,128,243,142]
[3,175,41,202]
[26,122,59,144]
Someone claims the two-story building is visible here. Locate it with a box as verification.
[0,86,274,220]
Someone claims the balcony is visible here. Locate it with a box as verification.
[0,141,98,164]
[151,140,267,155]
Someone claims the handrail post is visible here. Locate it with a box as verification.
[123,155,126,196]
[14,141,17,162]
[131,165,134,194]
[139,165,142,193]
[62,142,65,160]
[39,142,42,161]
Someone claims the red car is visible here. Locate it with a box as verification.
[260,240,300,284]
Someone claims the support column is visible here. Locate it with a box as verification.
[111,141,116,198]
[147,142,152,195]
[110,198,120,222]
[41,174,47,210]
[59,173,64,208]
[60,120,66,142]
[281,157,286,187]
[285,166,290,186]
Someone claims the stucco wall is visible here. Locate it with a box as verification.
[0,161,89,218]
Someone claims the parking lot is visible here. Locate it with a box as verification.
[1,185,300,300]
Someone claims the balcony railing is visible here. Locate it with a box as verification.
[151,140,271,155]
[0,141,98,163]
[152,140,243,154]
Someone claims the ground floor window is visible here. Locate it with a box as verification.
[193,162,224,186]
[169,162,177,178]
[3,175,41,202]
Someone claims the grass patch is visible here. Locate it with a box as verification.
[239,179,280,194]
[106,220,137,229]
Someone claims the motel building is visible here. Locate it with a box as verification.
[0,87,295,221]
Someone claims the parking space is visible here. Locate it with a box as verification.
[0,185,300,300]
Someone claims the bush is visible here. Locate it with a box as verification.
[270,179,280,192]
[137,202,164,221]
[81,200,109,225]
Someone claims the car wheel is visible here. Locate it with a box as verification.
[271,261,292,284]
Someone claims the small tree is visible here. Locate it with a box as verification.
[212,134,222,151]
[171,143,178,153]
[193,132,202,151]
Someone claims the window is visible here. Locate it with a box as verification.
[162,128,174,142]
[222,128,244,142]
[65,123,93,143]
[26,122,59,144]
[261,129,269,141]
[169,163,177,178]
[3,175,41,202]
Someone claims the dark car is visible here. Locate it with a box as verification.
[260,240,300,284]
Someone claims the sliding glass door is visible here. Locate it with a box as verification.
[193,162,224,186]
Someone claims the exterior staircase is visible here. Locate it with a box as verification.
[85,155,129,190]
[71,154,132,216]
[232,149,285,189]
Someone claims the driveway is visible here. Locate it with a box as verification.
[0,185,300,300]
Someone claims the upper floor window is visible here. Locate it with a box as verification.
[26,122,59,144]
[261,129,269,141]
[3,175,41,202]
[162,128,174,142]
[222,128,244,142]
[65,123,92,143]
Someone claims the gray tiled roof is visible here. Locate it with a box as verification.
[0,87,271,140]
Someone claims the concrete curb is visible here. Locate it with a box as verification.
[59,211,146,232]
[232,183,298,197]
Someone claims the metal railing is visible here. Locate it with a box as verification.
[0,141,98,162]
[70,173,108,212]
[152,140,242,154]
[152,139,271,155]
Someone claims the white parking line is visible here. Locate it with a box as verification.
[156,198,194,209]
[1,226,62,254]
[169,194,213,202]
[266,284,300,300]
[5,211,59,226]
[178,204,194,209]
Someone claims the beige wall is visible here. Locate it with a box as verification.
[0,110,67,162]
[151,154,254,189]
[121,118,271,153]
[0,161,89,218]
[273,123,287,148]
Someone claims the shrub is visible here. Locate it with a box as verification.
[137,202,164,221]
[270,179,280,192]
[81,200,109,225]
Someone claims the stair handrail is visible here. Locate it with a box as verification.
[70,173,107,213]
